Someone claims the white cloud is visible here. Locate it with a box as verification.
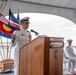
[5,13,76,45]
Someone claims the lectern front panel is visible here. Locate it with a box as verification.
[49,38,63,75]
[19,37,64,75]
[19,37,45,75]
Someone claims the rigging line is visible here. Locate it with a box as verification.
[0,49,3,60]
[9,46,12,59]
[0,37,5,59]
[0,1,4,10]
[0,1,7,13]
[6,38,8,59]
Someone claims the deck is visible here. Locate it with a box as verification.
[0,70,14,75]
[0,70,76,75]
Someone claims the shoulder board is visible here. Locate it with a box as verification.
[16,29,20,31]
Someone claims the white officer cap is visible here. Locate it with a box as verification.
[20,17,30,23]
[67,39,72,42]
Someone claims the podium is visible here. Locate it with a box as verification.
[19,37,64,75]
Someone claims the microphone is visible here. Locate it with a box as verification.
[30,29,39,36]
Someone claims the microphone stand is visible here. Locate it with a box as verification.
[30,29,47,37]
[32,32,47,37]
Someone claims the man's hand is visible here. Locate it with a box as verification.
[11,34,17,43]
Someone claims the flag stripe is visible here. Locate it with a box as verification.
[0,32,11,39]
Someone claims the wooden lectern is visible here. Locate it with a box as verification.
[19,37,64,75]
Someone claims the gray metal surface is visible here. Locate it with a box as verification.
[17,0,76,9]
[0,0,76,24]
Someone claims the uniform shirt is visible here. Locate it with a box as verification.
[64,46,76,59]
[11,28,31,50]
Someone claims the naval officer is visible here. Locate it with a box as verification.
[64,39,76,73]
[11,17,31,75]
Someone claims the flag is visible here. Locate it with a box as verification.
[0,14,20,36]
[9,9,19,24]
[0,32,11,39]
[0,14,20,29]
[0,21,14,35]
[0,14,11,39]
[17,9,21,25]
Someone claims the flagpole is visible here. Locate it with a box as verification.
[18,9,19,13]
[17,9,21,25]
[9,0,11,11]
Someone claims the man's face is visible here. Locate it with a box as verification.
[67,42,72,46]
[22,22,29,29]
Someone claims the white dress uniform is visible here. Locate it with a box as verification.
[64,46,76,71]
[11,28,31,75]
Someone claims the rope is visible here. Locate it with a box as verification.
[0,37,5,59]
[6,38,8,59]
[9,46,12,59]
[0,49,3,60]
